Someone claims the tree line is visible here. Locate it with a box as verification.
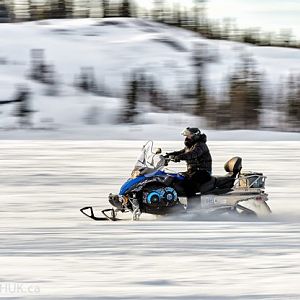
[1,0,300,49]
[123,50,300,131]
[1,46,299,131]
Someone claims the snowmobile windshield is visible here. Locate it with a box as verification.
[131,141,165,177]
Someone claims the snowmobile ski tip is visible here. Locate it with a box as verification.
[80,207,119,221]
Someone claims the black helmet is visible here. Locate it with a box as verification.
[181,127,201,138]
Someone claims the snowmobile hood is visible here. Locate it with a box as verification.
[119,176,146,195]
[119,170,185,195]
[119,170,166,195]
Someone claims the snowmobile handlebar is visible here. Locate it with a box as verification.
[163,155,179,165]
[163,156,171,166]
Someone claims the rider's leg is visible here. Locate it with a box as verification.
[186,170,211,210]
[181,174,200,209]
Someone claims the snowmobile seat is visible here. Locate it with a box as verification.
[214,175,235,189]
[201,157,242,195]
[224,156,242,177]
[214,157,242,189]
[198,177,216,193]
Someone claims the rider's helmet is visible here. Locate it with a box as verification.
[181,127,201,140]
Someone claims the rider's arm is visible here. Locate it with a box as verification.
[167,149,185,156]
[176,143,207,161]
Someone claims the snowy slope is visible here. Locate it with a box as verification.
[0,18,300,139]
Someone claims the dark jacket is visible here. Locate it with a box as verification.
[171,134,212,174]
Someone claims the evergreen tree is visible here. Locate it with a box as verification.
[191,43,211,117]
[192,42,207,70]
[171,3,182,27]
[286,74,300,129]
[123,73,138,123]
[0,0,10,22]
[193,0,206,32]
[152,0,164,23]
[56,0,67,18]
[228,53,263,129]
[76,67,97,93]
[279,29,293,47]
[66,0,74,18]
[221,18,232,40]
[13,86,33,127]
[120,0,131,17]
[194,75,208,116]
[30,48,47,82]
[102,0,109,18]
[148,78,159,107]
[44,64,59,96]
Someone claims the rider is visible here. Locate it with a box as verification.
[166,127,212,203]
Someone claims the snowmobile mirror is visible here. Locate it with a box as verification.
[155,148,162,154]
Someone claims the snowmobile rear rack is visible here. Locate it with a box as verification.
[80,207,119,221]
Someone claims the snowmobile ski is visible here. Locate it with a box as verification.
[80,207,120,221]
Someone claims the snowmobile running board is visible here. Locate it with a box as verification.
[80,207,119,221]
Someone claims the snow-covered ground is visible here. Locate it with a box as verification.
[1,18,300,139]
[0,141,299,299]
[1,17,300,300]
[0,126,300,140]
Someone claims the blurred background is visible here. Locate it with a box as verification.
[1,3,300,298]
[0,0,300,138]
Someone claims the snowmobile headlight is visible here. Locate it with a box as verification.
[121,195,129,205]
[131,170,141,178]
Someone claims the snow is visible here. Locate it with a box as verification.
[1,19,300,299]
[0,140,300,299]
[1,18,300,140]
[0,126,299,141]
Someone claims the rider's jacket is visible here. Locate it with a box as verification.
[170,134,212,174]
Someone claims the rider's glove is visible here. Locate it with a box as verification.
[173,156,181,163]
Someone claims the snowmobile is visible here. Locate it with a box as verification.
[80,141,271,221]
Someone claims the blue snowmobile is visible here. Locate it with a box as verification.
[80,141,271,221]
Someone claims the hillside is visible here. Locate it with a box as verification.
[0,18,300,139]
